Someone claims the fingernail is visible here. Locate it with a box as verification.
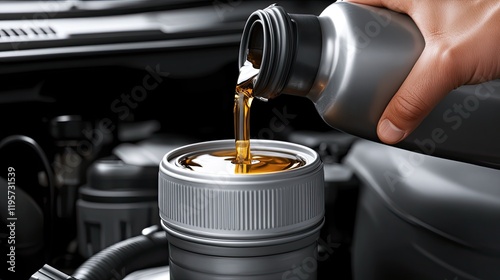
[378,119,406,144]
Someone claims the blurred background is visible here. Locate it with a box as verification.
[3,1,498,280]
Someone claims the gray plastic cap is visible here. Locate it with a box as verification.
[158,139,325,242]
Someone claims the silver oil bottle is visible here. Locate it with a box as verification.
[238,2,500,169]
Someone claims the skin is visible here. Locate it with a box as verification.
[344,0,500,144]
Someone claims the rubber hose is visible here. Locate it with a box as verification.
[72,231,169,280]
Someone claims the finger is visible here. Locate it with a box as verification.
[377,45,460,144]
[342,0,411,14]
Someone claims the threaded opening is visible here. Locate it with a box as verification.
[238,5,295,99]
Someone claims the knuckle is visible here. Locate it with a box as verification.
[435,43,461,72]
[390,90,428,123]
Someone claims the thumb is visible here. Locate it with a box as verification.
[377,45,460,144]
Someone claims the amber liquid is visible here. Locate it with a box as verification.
[179,56,305,174]
[234,60,256,167]
[179,149,305,175]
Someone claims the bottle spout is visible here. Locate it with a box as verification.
[238,5,322,100]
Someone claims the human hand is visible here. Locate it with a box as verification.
[344,0,500,144]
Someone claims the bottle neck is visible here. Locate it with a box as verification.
[238,4,323,100]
